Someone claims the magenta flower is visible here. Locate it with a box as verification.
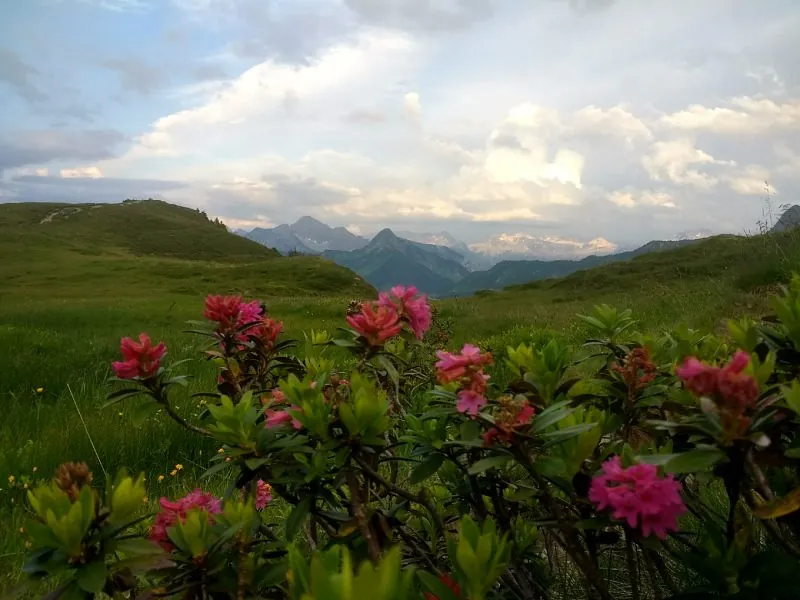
[378,285,432,339]
[346,302,403,345]
[435,344,493,394]
[255,480,273,510]
[253,317,283,348]
[203,294,264,338]
[149,489,222,550]
[456,389,487,417]
[112,333,167,379]
[677,351,759,410]
[265,406,302,430]
[589,457,685,539]
[204,295,245,328]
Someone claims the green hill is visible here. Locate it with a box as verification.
[439,229,800,347]
[0,200,374,300]
[448,239,700,296]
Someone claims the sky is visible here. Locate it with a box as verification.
[1,0,799,248]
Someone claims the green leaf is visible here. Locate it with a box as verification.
[130,401,160,426]
[533,456,567,478]
[285,496,312,540]
[114,538,163,556]
[201,460,231,479]
[409,454,445,485]
[102,388,142,408]
[77,559,107,593]
[664,448,725,474]
[468,454,512,475]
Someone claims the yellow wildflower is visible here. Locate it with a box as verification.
[175,464,184,471]
[35,388,44,394]
[32,467,37,473]
[217,448,225,454]
[7,475,14,485]
[170,469,178,476]
[157,475,165,483]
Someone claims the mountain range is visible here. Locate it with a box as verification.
[239,215,743,297]
[246,216,367,255]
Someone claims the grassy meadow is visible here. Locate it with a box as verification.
[2,199,800,585]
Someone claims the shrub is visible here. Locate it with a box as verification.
[13,281,800,599]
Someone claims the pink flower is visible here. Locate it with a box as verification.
[264,406,302,430]
[589,457,685,539]
[456,390,487,417]
[204,295,244,328]
[149,489,222,550]
[112,333,167,379]
[253,317,283,348]
[516,403,535,426]
[435,344,493,394]
[346,303,403,345]
[203,295,264,337]
[237,300,263,329]
[677,351,759,410]
[378,285,432,339]
[255,480,272,510]
[676,357,718,397]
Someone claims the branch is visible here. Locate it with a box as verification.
[354,454,446,539]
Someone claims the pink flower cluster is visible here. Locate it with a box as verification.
[255,480,272,511]
[483,397,535,445]
[112,333,167,380]
[347,285,432,345]
[677,350,759,410]
[150,489,222,551]
[204,295,284,346]
[436,344,493,417]
[378,285,432,340]
[589,456,685,539]
[263,388,302,430]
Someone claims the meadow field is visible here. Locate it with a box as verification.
[2,200,800,589]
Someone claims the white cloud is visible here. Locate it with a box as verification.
[642,139,733,189]
[60,166,103,179]
[725,165,775,195]
[662,97,800,134]
[404,92,421,118]
[607,189,677,209]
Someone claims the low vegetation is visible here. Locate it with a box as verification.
[3,200,800,598]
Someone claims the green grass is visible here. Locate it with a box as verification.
[2,199,800,587]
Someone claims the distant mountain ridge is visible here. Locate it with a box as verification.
[448,239,702,297]
[324,228,469,295]
[241,215,715,297]
[772,205,800,233]
[245,216,367,254]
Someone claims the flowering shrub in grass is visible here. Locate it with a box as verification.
[14,280,800,599]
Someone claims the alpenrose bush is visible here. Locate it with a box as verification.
[15,281,800,599]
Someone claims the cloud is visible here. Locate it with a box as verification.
[641,139,733,190]
[2,173,185,204]
[0,130,126,173]
[61,166,104,179]
[607,189,677,209]
[61,0,150,10]
[102,57,165,94]
[174,0,355,63]
[662,97,800,134]
[404,92,421,120]
[343,0,493,31]
[342,108,387,124]
[0,48,47,103]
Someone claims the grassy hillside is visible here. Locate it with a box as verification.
[2,203,800,586]
[449,239,700,296]
[0,200,374,299]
